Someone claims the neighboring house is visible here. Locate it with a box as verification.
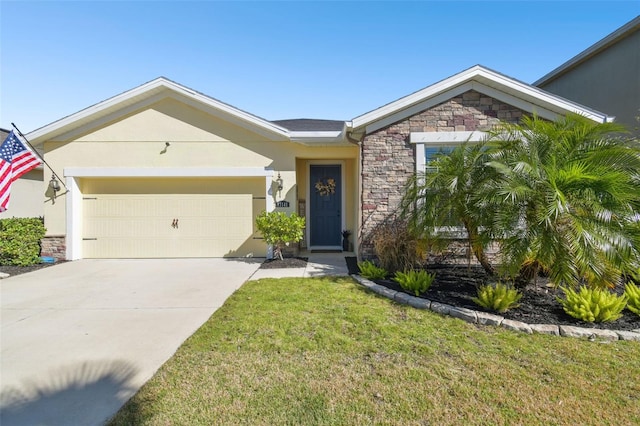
[534,15,640,135]
[0,128,44,219]
[27,65,610,261]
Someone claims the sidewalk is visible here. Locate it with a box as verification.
[249,252,353,280]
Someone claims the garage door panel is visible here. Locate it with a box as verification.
[83,193,263,258]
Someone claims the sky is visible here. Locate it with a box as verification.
[1,1,638,133]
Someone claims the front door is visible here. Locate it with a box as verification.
[309,164,342,248]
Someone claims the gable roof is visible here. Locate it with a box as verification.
[349,65,613,134]
[534,16,640,87]
[27,77,291,146]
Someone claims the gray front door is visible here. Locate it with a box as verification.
[310,164,341,247]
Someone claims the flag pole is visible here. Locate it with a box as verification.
[10,122,67,191]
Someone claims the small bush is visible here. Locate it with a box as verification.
[371,219,424,273]
[255,211,305,260]
[557,287,627,323]
[0,217,46,266]
[358,260,388,280]
[472,283,522,313]
[625,282,640,316]
[394,269,435,296]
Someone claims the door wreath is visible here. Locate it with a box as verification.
[315,178,336,196]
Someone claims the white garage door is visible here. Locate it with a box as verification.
[83,194,263,258]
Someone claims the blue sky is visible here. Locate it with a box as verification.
[1,1,638,133]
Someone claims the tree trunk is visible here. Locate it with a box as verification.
[464,222,495,276]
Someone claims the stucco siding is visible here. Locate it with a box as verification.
[0,169,44,219]
[42,99,358,257]
[538,30,640,134]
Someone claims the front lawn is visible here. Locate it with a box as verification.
[109,277,640,425]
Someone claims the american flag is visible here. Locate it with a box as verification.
[0,130,42,212]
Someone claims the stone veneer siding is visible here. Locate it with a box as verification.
[41,235,66,260]
[359,90,527,259]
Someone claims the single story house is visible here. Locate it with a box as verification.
[25,65,611,261]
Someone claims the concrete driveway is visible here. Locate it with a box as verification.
[0,258,261,426]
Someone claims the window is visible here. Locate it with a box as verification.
[412,131,486,174]
[410,131,487,235]
[424,145,454,173]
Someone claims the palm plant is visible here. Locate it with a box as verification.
[485,114,640,288]
[400,141,497,275]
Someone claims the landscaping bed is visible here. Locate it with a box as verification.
[0,262,58,278]
[366,264,640,331]
[107,276,640,425]
[260,257,308,269]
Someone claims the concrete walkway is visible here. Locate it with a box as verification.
[0,258,261,426]
[0,253,353,425]
[249,251,353,280]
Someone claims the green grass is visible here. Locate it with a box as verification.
[109,277,640,425]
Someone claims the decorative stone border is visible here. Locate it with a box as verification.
[352,275,640,342]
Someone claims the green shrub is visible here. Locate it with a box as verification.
[0,217,46,266]
[557,287,627,323]
[394,269,435,296]
[358,260,388,280]
[625,282,640,316]
[255,211,305,260]
[472,283,522,313]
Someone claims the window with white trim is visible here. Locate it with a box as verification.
[411,131,486,174]
[411,131,487,234]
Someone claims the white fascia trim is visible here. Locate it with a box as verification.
[163,92,289,141]
[473,73,610,122]
[350,65,611,133]
[160,81,289,137]
[28,79,172,141]
[289,131,343,139]
[534,16,640,87]
[410,131,487,144]
[28,77,290,142]
[364,83,473,134]
[52,92,169,142]
[289,131,352,145]
[352,67,483,129]
[64,167,275,178]
[471,82,560,121]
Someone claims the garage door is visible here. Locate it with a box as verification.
[83,194,264,258]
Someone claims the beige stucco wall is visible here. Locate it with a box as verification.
[0,168,44,219]
[43,98,358,244]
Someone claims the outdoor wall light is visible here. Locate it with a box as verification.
[276,172,284,192]
[49,174,61,204]
[49,175,61,194]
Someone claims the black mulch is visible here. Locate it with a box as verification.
[0,262,60,278]
[345,257,359,275]
[351,261,640,332]
[260,257,308,269]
